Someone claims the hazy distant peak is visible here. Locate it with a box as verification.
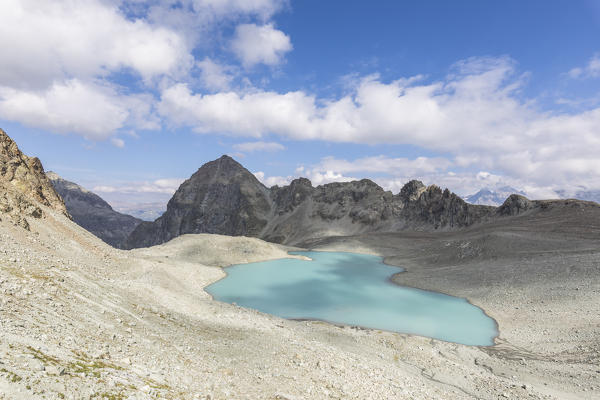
[465,186,525,206]
[47,171,91,194]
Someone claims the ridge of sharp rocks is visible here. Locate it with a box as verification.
[396,184,496,230]
[47,172,142,248]
[125,156,498,248]
[0,128,68,229]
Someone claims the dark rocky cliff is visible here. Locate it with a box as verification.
[125,155,271,248]
[47,172,142,248]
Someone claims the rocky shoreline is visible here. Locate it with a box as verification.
[1,204,598,399]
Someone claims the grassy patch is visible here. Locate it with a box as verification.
[90,392,126,400]
[67,360,122,378]
[144,377,171,391]
[27,346,61,365]
[1,367,22,383]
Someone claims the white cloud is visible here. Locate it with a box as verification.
[0,0,294,141]
[158,56,600,193]
[0,0,191,89]
[158,83,316,136]
[0,80,129,139]
[0,0,190,140]
[197,58,235,91]
[306,170,356,186]
[233,141,285,152]
[568,54,600,79]
[317,155,452,176]
[253,171,291,187]
[0,79,160,140]
[255,168,355,188]
[231,23,292,67]
[93,178,185,195]
[111,138,125,148]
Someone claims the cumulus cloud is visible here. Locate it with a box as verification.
[158,56,600,193]
[0,0,191,89]
[253,171,291,187]
[0,80,158,140]
[316,155,452,176]
[93,178,185,195]
[197,58,236,91]
[231,23,292,67]
[568,54,600,79]
[0,0,192,140]
[233,141,285,152]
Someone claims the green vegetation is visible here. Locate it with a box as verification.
[1,367,22,382]
[90,392,126,400]
[27,345,60,365]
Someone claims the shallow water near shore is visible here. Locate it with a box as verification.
[206,251,498,346]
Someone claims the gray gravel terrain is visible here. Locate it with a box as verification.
[302,199,600,399]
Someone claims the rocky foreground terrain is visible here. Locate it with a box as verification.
[1,128,599,399]
[48,172,142,248]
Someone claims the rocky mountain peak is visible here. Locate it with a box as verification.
[125,155,272,248]
[399,179,426,202]
[289,177,313,188]
[126,155,499,248]
[0,128,67,228]
[496,194,533,216]
[187,154,265,188]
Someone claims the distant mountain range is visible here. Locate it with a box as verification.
[47,172,142,248]
[123,155,549,249]
[558,189,600,204]
[4,125,599,250]
[465,186,526,206]
[466,187,600,206]
[109,202,165,222]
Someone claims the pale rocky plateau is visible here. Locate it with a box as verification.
[0,128,598,399]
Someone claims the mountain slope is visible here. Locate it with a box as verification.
[0,128,67,229]
[47,172,142,248]
[125,156,497,248]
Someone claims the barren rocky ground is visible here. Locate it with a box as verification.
[1,127,598,400]
[0,200,598,399]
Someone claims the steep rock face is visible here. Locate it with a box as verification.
[397,185,496,230]
[48,172,142,248]
[125,155,272,248]
[263,179,399,244]
[0,128,67,229]
[125,156,498,248]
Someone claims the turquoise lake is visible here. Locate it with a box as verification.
[205,251,498,346]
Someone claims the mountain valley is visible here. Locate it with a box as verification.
[0,128,598,399]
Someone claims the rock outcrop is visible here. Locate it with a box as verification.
[0,128,67,229]
[48,172,142,248]
[125,155,271,248]
[496,194,534,216]
[125,155,497,248]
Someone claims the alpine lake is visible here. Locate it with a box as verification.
[206,251,498,346]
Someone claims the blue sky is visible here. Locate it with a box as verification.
[1,0,600,214]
